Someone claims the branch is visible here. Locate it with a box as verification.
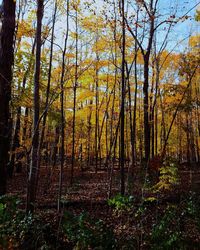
[154,1,200,32]
[124,16,145,55]
[161,64,199,160]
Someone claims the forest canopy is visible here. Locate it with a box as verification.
[0,0,199,249]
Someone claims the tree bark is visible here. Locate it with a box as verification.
[120,0,126,195]
[26,0,43,213]
[9,39,36,177]
[0,0,16,195]
[37,0,57,178]
[58,0,69,212]
[143,56,151,165]
[71,6,78,185]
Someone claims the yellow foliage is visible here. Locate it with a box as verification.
[189,35,200,48]
[17,20,35,39]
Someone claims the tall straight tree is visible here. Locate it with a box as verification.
[27,0,44,213]
[71,3,78,185]
[38,0,58,175]
[58,0,69,212]
[120,0,126,195]
[95,26,100,173]
[9,39,36,178]
[124,0,161,166]
[0,0,16,195]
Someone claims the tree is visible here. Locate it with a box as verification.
[120,0,126,195]
[0,0,16,195]
[58,0,69,212]
[27,0,44,213]
[71,1,79,185]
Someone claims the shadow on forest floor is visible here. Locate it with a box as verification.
[4,163,200,249]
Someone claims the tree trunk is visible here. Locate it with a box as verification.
[95,37,99,173]
[58,0,69,212]
[51,126,60,167]
[9,39,36,177]
[37,0,57,182]
[26,0,43,213]
[71,6,78,185]
[8,106,21,178]
[120,0,126,195]
[0,0,16,195]
[143,55,151,166]
[132,46,138,166]
[23,107,29,141]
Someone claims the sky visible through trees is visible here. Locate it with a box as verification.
[0,0,200,249]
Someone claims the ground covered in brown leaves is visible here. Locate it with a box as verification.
[5,164,200,249]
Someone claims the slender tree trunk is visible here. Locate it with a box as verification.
[120,0,126,195]
[26,0,43,213]
[161,66,198,160]
[194,80,200,162]
[178,114,182,162]
[9,39,36,177]
[37,0,57,188]
[98,88,113,160]
[58,0,69,212]
[139,88,143,163]
[105,72,109,165]
[143,56,151,165]
[95,38,99,173]
[132,44,138,166]
[23,107,29,141]
[0,0,16,195]
[108,122,118,198]
[150,58,155,159]
[127,74,134,167]
[159,91,166,151]
[154,57,160,156]
[52,126,60,167]
[155,104,158,155]
[87,100,92,166]
[71,6,78,185]
[8,106,21,178]
[125,0,156,166]
[108,5,117,169]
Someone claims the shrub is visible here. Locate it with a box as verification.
[62,211,116,249]
[152,158,179,193]
[0,195,60,250]
[108,194,134,212]
[0,195,24,248]
[150,205,184,250]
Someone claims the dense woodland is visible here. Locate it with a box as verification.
[0,0,200,249]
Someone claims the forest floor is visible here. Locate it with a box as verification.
[5,163,200,249]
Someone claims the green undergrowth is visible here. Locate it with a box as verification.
[62,211,116,250]
[108,194,135,213]
[150,192,200,249]
[1,191,200,249]
[0,195,65,249]
[107,192,200,249]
